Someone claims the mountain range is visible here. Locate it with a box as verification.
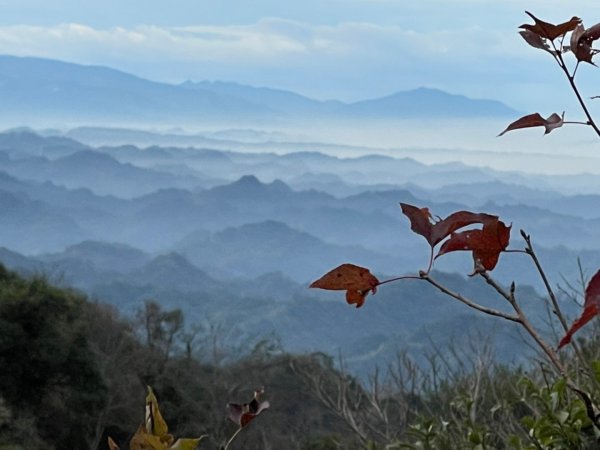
[1,130,600,283]
[1,129,598,376]
[0,55,517,127]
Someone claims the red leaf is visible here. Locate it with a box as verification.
[583,23,600,41]
[309,264,379,308]
[436,219,511,272]
[558,269,600,349]
[519,30,552,53]
[519,12,581,41]
[228,388,270,428]
[498,112,564,136]
[571,22,600,64]
[400,203,497,248]
[346,289,369,308]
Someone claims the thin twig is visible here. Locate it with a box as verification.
[377,275,422,287]
[520,230,569,332]
[554,48,600,137]
[425,247,434,274]
[420,272,520,323]
[521,231,591,383]
[563,121,592,125]
[478,271,566,375]
[223,427,243,450]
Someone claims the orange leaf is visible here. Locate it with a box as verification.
[346,289,369,308]
[520,12,581,41]
[310,264,379,308]
[498,112,564,136]
[559,269,600,349]
[436,219,511,272]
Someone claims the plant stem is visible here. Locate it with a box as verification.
[520,230,569,332]
[420,272,520,323]
[520,231,590,373]
[478,271,567,374]
[477,269,600,429]
[563,121,592,125]
[425,247,434,274]
[223,427,243,450]
[377,275,422,286]
[554,49,600,137]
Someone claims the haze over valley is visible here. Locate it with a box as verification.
[1,58,599,373]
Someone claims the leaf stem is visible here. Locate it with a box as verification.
[425,247,434,274]
[563,121,592,125]
[377,275,422,286]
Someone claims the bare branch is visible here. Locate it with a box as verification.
[420,272,521,323]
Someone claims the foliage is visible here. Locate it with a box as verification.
[309,263,380,308]
[108,386,204,450]
[0,265,107,449]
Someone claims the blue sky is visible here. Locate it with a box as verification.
[0,1,599,111]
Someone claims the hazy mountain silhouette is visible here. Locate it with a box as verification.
[174,219,396,281]
[1,147,208,197]
[344,87,517,117]
[0,55,516,126]
[46,240,151,273]
[0,55,275,125]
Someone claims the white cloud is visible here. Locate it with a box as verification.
[0,19,524,65]
[0,19,584,109]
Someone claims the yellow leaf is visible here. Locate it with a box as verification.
[146,386,169,438]
[130,425,169,450]
[108,436,121,450]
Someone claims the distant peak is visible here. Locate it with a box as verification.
[269,179,290,191]
[237,174,262,185]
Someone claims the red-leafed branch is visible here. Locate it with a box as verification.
[501,12,600,139]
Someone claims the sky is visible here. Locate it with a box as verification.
[1,0,600,113]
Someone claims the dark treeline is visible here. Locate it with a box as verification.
[1,264,599,449]
[0,263,359,449]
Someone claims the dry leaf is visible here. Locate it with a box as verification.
[520,12,581,40]
[310,264,379,308]
[498,112,564,136]
[400,203,497,248]
[559,269,600,349]
[571,22,600,64]
[519,30,552,53]
[436,219,511,272]
[228,388,270,428]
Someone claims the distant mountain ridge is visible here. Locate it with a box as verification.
[0,55,517,126]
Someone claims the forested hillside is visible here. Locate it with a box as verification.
[3,264,598,450]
